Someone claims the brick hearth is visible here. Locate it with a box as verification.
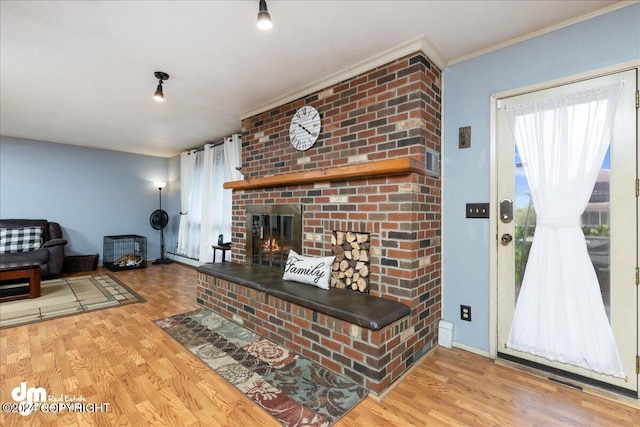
[197,273,411,394]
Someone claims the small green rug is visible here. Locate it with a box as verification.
[0,274,145,328]
[154,309,368,427]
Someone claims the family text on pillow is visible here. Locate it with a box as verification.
[283,249,335,290]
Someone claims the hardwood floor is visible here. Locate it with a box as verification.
[1,263,638,426]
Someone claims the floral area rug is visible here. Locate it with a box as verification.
[154,309,368,427]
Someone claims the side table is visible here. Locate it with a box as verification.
[211,245,231,263]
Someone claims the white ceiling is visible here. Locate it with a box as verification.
[0,1,624,158]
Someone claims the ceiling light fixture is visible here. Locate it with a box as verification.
[257,0,272,30]
[153,71,170,102]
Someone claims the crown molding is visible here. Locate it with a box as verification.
[239,1,635,121]
[239,36,447,121]
[447,1,638,66]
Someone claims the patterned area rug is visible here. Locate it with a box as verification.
[154,309,368,427]
[0,274,145,328]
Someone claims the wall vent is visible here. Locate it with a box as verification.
[425,148,440,177]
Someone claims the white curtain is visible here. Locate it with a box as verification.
[197,144,231,262]
[177,142,233,262]
[177,150,197,255]
[506,84,624,377]
[224,133,243,181]
[180,150,205,259]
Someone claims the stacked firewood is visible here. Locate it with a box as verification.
[331,231,370,293]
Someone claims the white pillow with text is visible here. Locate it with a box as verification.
[282,249,335,290]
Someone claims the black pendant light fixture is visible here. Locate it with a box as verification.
[153,71,170,102]
[257,0,272,30]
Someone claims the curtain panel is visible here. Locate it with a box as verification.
[180,150,204,259]
[177,135,240,262]
[197,144,232,262]
[224,133,242,181]
[177,150,197,256]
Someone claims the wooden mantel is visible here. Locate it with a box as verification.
[223,157,424,190]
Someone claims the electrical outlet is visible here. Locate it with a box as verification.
[460,305,472,321]
[466,203,489,218]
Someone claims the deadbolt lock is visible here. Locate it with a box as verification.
[500,198,513,223]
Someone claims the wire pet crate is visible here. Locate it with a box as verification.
[103,235,147,271]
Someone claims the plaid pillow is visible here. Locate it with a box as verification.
[0,227,44,253]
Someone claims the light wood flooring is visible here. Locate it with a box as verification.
[1,263,638,426]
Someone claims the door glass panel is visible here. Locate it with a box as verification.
[514,146,612,320]
[514,146,535,302]
[583,150,611,320]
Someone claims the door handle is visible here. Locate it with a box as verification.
[501,233,513,244]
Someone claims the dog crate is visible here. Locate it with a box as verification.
[103,235,147,271]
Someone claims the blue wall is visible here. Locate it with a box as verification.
[442,4,640,352]
[0,136,175,264]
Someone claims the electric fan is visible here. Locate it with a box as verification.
[150,209,168,231]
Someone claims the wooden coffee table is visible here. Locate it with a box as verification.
[0,264,41,302]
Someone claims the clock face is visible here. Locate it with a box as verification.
[289,105,321,151]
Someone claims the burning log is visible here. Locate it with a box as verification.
[261,238,281,252]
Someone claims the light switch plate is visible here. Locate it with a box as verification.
[459,126,471,149]
[466,203,489,218]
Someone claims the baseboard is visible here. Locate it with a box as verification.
[166,253,201,268]
[452,341,491,358]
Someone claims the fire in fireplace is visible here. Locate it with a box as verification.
[246,204,302,270]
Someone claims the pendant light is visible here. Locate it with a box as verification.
[153,71,169,102]
[257,0,272,30]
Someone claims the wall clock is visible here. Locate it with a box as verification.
[289,105,321,151]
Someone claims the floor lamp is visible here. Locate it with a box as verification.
[151,181,173,265]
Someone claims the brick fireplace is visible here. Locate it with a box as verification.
[200,52,441,394]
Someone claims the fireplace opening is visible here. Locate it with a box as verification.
[246,204,302,271]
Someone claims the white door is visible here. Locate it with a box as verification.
[496,69,638,394]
